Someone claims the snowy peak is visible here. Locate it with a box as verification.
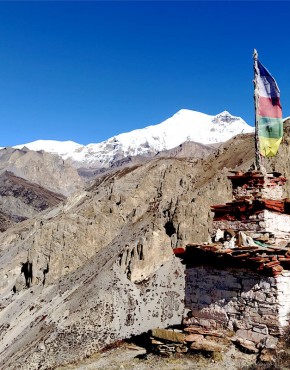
[12,109,254,168]
[213,111,240,124]
[14,140,84,157]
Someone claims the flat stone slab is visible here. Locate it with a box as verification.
[184,326,225,338]
[184,333,204,342]
[151,328,185,344]
[190,338,226,352]
[233,337,259,354]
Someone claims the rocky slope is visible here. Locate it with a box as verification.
[0,147,84,196]
[1,122,290,369]
[0,211,18,232]
[78,140,217,180]
[0,171,66,232]
[155,140,218,159]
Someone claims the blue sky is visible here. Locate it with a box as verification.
[0,1,290,146]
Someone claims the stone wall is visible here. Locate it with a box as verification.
[185,266,290,347]
[232,181,284,201]
[214,210,290,242]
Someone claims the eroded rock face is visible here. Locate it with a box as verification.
[0,152,236,294]
[0,223,185,370]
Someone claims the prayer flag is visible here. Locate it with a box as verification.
[254,58,283,157]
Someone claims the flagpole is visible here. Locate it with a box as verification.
[253,48,261,171]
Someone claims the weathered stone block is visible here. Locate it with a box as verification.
[184,333,204,342]
[151,328,185,343]
[244,302,259,312]
[185,318,215,330]
[192,306,229,324]
[254,291,266,302]
[268,327,282,336]
[197,318,217,328]
[232,320,252,330]
[190,338,225,352]
[235,329,267,344]
[224,302,240,314]
[259,281,271,291]
[252,324,268,335]
[258,306,277,316]
[264,295,277,304]
[175,345,188,353]
[241,290,255,300]
[250,313,279,329]
[264,336,278,349]
[234,337,259,353]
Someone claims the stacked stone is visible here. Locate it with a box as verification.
[212,171,290,245]
[150,327,228,356]
[183,266,290,356]
[229,171,286,200]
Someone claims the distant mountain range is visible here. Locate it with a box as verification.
[11,109,254,169]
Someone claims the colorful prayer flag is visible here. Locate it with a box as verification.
[254,59,283,157]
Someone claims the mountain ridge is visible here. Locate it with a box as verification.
[0,170,66,231]
[0,147,84,195]
[11,109,254,169]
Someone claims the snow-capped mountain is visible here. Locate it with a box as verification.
[14,109,254,168]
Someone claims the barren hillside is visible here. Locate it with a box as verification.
[0,171,66,231]
[0,147,84,196]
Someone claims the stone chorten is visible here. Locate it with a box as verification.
[179,170,290,354]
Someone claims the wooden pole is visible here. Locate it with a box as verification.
[253,49,261,171]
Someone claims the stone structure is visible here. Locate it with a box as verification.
[212,171,290,243]
[180,171,290,352]
[185,267,290,347]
